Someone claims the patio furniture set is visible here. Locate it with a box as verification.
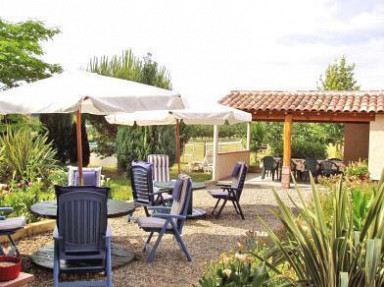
[261,156,345,181]
[0,154,248,287]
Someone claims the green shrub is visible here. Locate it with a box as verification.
[0,127,61,182]
[272,138,327,159]
[258,173,384,287]
[345,160,369,179]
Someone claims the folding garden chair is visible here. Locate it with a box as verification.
[53,186,112,287]
[208,162,248,220]
[0,207,26,256]
[304,158,319,181]
[136,174,192,263]
[131,161,173,217]
[319,160,341,177]
[261,156,277,180]
[67,166,103,186]
[147,154,170,183]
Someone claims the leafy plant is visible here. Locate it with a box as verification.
[0,127,61,182]
[345,160,369,179]
[258,173,384,287]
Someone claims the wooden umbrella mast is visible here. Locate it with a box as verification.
[76,110,84,185]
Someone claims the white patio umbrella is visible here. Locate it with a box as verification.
[0,70,184,182]
[106,104,252,173]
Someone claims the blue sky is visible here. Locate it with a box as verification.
[1,0,383,106]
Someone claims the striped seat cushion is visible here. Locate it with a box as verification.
[137,217,173,230]
[208,190,229,198]
[0,217,26,231]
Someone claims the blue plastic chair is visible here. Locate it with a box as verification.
[131,161,173,217]
[136,174,192,263]
[53,186,112,287]
[208,162,248,219]
[0,207,26,256]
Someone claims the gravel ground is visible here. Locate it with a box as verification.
[16,184,312,287]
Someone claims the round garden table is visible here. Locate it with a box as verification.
[154,181,207,219]
[30,200,135,270]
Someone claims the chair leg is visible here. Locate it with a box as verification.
[7,235,19,256]
[53,240,60,287]
[174,230,192,262]
[106,237,113,287]
[147,230,165,263]
[215,198,228,219]
[235,200,245,220]
[143,232,154,252]
[231,200,240,214]
[144,206,150,217]
[211,198,221,215]
[261,168,266,179]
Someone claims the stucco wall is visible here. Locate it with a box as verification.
[369,115,384,180]
[344,123,369,163]
[214,150,250,180]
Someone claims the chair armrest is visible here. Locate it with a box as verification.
[147,206,171,212]
[153,189,171,195]
[152,213,186,220]
[0,207,14,214]
[216,184,231,188]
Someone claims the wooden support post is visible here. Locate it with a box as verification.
[76,110,83,186]
[281,114,292,189]
[246,122,251,150]
[212,125,219,181]
[176,119,181,174]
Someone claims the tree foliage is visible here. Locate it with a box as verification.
[0,18,61,89]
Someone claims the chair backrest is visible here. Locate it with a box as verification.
[54,186,109,260]
[231,162,248,194]
[320,160,337,172]
[203,153,213,166]
[67,166,102,187]
[147,154,170,183]
[170,174,192,232]
[262,156,275,170]
[305,158,318,172]
[130,161,155,206]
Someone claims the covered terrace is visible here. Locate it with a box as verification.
[220,90,384,188]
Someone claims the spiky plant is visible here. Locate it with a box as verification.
[258,173,384,287]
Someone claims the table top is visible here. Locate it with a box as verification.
[31,199,135,219]
[154,181,206,191]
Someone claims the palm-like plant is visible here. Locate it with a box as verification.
[258,173,384,287]
[0,127,59,181]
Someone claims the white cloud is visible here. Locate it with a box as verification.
[1,0,383,105]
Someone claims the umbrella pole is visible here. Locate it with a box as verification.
[176,119,181,174]
[76,110,83,185]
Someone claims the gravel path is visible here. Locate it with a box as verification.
[16,184,312,287]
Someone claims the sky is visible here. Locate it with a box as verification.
[1,0,384,106]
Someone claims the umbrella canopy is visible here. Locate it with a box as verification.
[0,70,184,183]
[105,104,251,126]
[105,104,251,173]
[0,71,183,115]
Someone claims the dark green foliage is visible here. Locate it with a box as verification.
[116,125,176,171]
[40,114,73,164]
[0,18,62,89]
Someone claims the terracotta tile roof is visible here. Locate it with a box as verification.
[219,91,384,114]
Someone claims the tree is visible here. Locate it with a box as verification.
[0,18,61,89]
[319,55,360,156]
[87,50,177,170]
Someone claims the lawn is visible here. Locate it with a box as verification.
[102,163,212,201]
